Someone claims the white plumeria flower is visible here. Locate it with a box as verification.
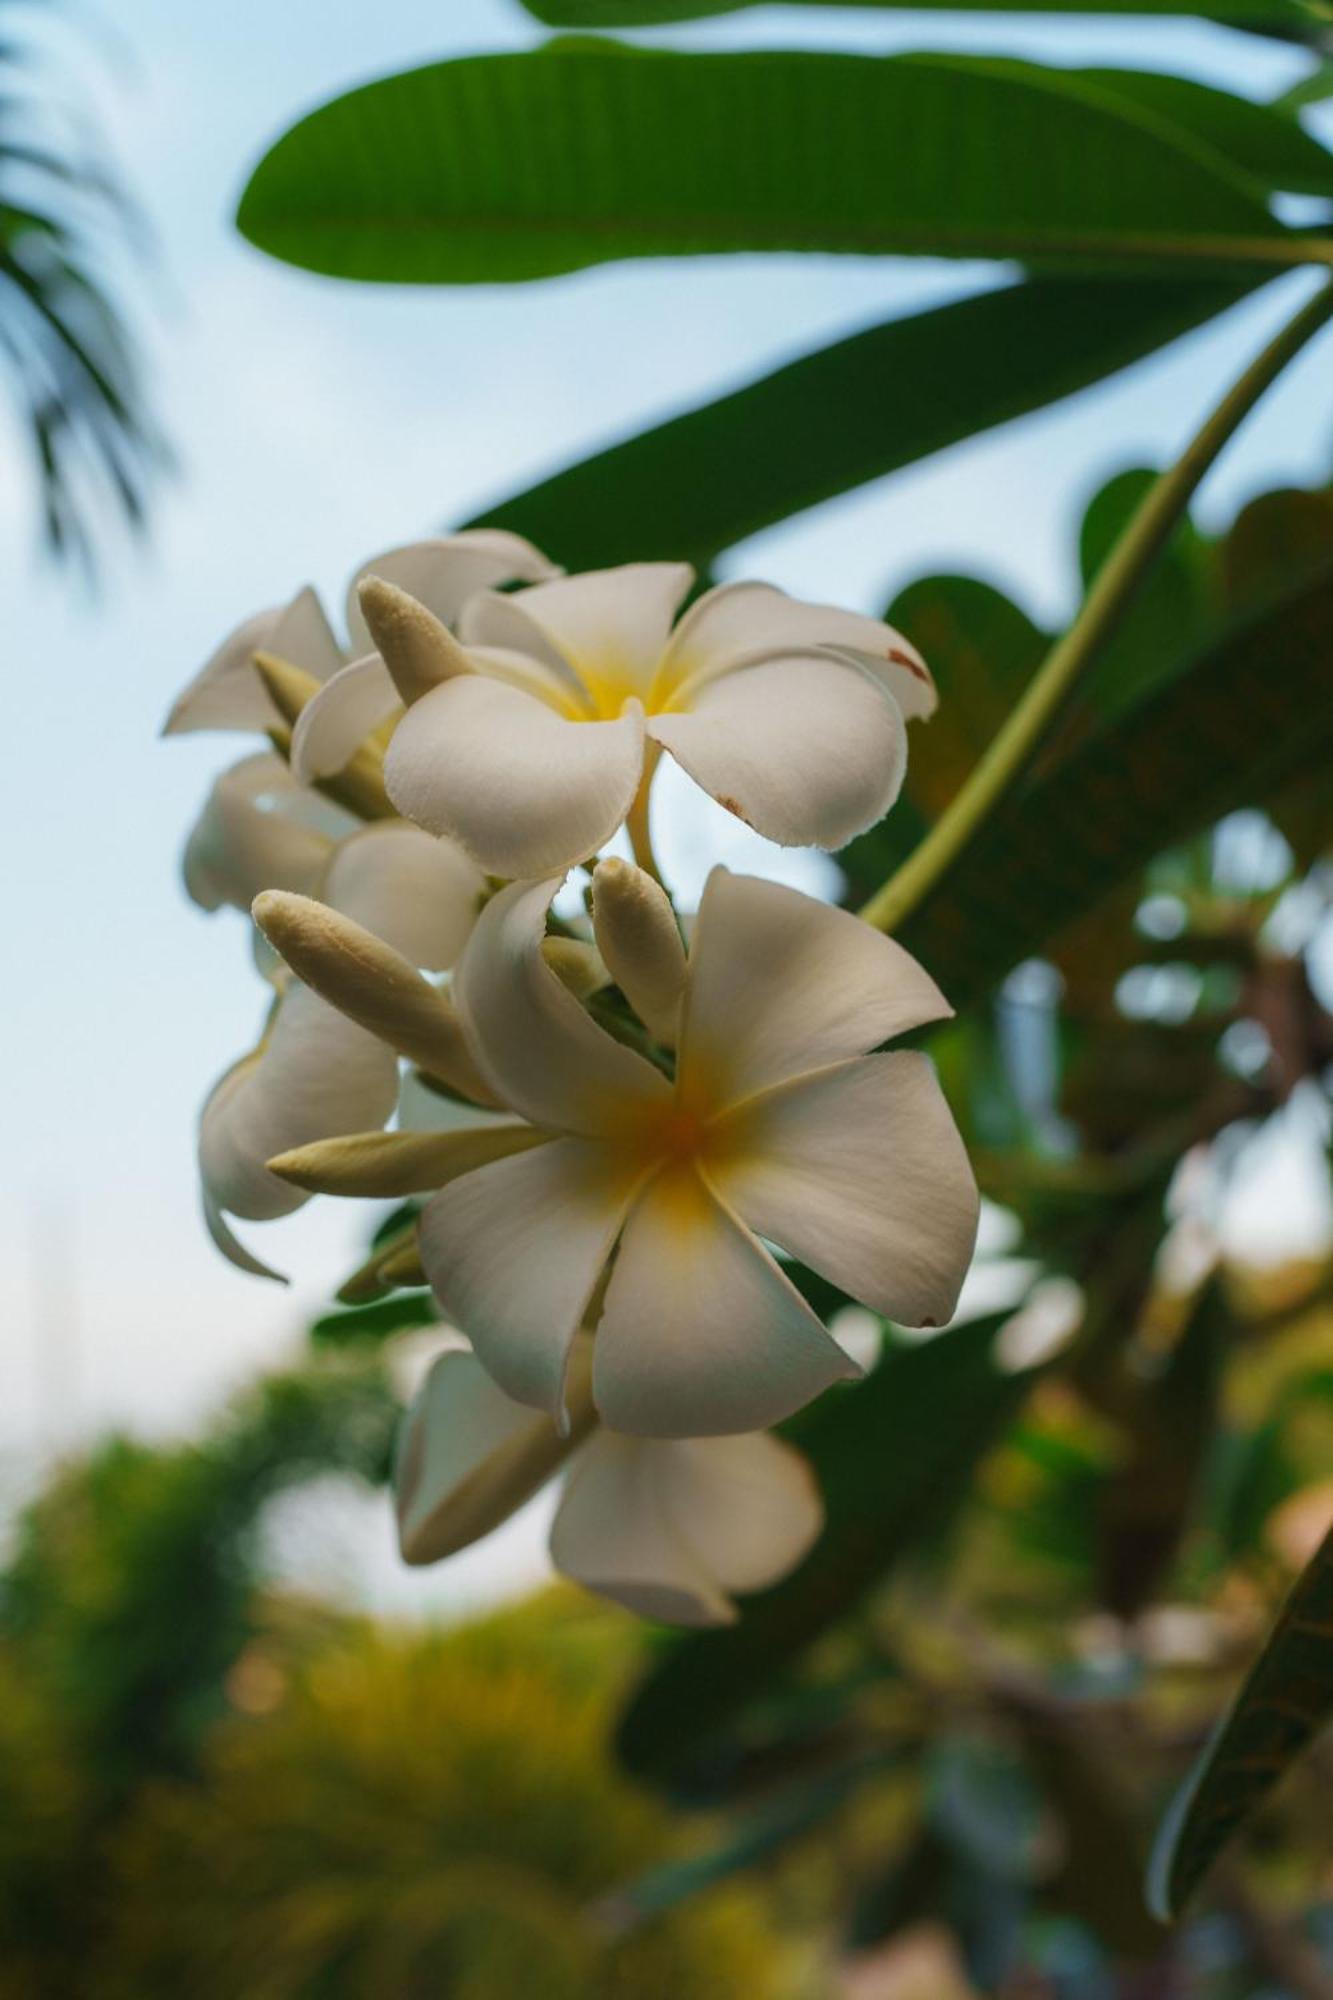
[199,822,487,1279]
[182,751,352,917]
[264,863,979,1436]
[297,562,936,879]
[161,530,558,739]
[395,1335,824,1627]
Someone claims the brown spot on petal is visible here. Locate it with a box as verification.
[715,795,753,827]
[888,647,929,681]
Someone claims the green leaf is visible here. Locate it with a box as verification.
[1072,465,1213,724]
[617,1314,1032,1784]
[894,563,1333,1009]
[521,1,1311,30]
[309,1290,438,1348]
[237,46,1326,286]
[476,277,1258,571]
[1148,1517,1333,1917]
[1069,68,1333,197]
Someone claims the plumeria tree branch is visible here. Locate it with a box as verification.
[859,276,1333,937]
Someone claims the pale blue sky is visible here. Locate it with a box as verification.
[3,1,1331,1606]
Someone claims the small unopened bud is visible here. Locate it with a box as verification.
[252,890,497,1106]
[252,651,322,729]
[542,936,610,1002]
[358,575,473,707]
[269,1123,543,1198]
[591,858,687,1046]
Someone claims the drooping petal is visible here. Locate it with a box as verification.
[198,984,400,1270]
[592,1165,857,1437]
[659,578,936,721]
[163,586,343,736]
[550,1428,822,1625]
[648,655,906,851]
[711,1053,980,1330]
[385,675,646,879]
[678,870,952,1111]
[291,655,400,782]
[453,877,669,1137]
[344,531,559,653]
[182,753,332,913]
[395,1340,587,1564]
[419,1138,647,1420]
[322,823,485,970]
[462,563,694,714]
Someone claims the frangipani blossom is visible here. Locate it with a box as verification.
[395,1336,823,1627]
[300,563,936,878]
[267,865,979,1437]
[199,823,486,1278]
[182,751,350,918]
[161,530,557,739]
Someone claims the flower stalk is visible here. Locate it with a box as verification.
[859,276,1333,938]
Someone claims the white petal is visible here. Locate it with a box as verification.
[291,655,400,782]
[592,1166,857,1437]
[712,1053,979,1330]
[648,654,906,851]
[419,1138,646,1420]
[678,870,952,1110]
[198,984,399,1251]
[164,586,343,736]
[182,753,331,913]
[550,1428,822,1624]
[454,878,669,1136]
[385,675,646,878]
[461,562,693,709]
[395,1345,575,1563]
[661,578,936,721]
[322,823,484,970]
[345,531,559,653]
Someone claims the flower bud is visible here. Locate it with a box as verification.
[357,574,472,706]
[252,890,497,1105]
[268,1123,543,1198]
[591,857,687,1045]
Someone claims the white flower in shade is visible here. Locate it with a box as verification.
[297,563,936,879]
[394,1336,824,1627]
[161,530,558,739]
[263,863,979,1436]
[199,823,487,1278]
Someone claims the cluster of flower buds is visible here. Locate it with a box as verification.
[167,533,979,1625]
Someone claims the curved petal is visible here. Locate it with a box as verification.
[550,1428,822,1624]
[592,1165,857,1438]
[291,654,400,782]
[461,563,693,713]
[323,823,485,970]
[711,1053,980,1330]
[648,655,906,851]
[345,531,559,653]
[182,753,331,913]
[678,870,952,1111]
[164,586,343,736]
[395,1342,579,1564]
[660,579,935,721]
[454,878,669,1137]
[419,1138,646,1421]
[385,675,646,879]
[198,984,399,1254]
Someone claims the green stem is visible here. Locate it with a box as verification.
[859,277,1333,938]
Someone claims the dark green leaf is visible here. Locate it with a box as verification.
[618,1314,1032,1783]
[309,1290,438,1348]
[521,1,1311,30]
[477,277,1257,571]
[1072,465,1213,724]
[237,46,1321,286]
[1055,68,1333,198]
[895,565,1333,1009]
[1148,1518,1333,1916]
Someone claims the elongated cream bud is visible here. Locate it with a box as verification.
[542,936,610,1002]
[396,1340,597,1564]
[591,857,688,1046]
[252,890,498,1106]
[268,1122,544,1197]
[357,575,473,706]
[256,652,395,821]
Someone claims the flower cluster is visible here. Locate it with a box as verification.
[168,532,979,1623]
